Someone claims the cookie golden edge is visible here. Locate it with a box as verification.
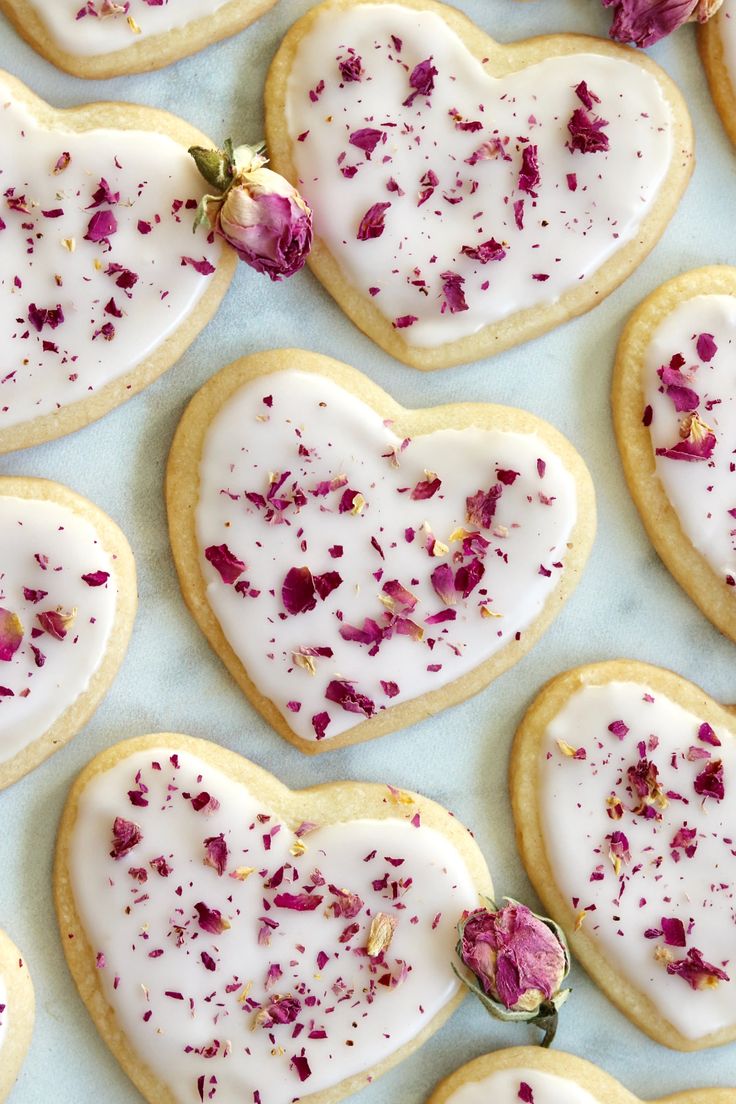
[165,347,597,755]
[509,658,736,1052]
[264,0,695,371]
[699,11,736,151]
[0,476,137,791]
[0,69,237,456]
[426,1046,734,1104]
[611,265,736,644]
[53,730,494,1104]
[0,929,34,1104]
[0,0,278,79]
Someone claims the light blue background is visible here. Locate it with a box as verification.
[0,1,734,1100]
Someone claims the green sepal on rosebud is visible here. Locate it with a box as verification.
[453,897,571,1048]
[188,138,312,282]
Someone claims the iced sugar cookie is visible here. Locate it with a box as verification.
[700,0,736,149]
[0,477,136,789]
[0,0,279,80]
[427,1046,731,1104]
[166,349,595,752]
[265,0,693,369]
[613,267,736,643]
[511,660,736,1050]
[0,71,235,455]
[0,930,34,1104]
[55,733,492,1104]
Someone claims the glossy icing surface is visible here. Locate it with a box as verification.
[0,495,117,763]
[285,4,673,347]
[69,747,479,1104]
[195,368,578,742]
[539,681,736,1040]
[643,294,736,587]
[0,80,222,433]
[444,1067,599,1104]
[22,0,231,57]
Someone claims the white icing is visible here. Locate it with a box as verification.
[718,0,736,91]
[444,1067,600,1104]
[643,294,736,586]
[69,747,479,1104]
[0,495,117,763]
[539,681,736,1040]
[284,4,674,347]
[21,0,232,57]
[0,974,7,1052]
[195,368,578,743]
[0,80,222,433]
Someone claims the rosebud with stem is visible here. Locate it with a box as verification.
[453,897,571,1048]
[188,139,313,281]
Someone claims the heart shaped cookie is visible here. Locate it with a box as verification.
[0,476,136,790]
[427,1046,732,1104]
[0,929,34,1104]
[0,70,235,455]
[55,733,491,1104]
[166,349,595,752]
[511,659,736,1051]
[700,1,736,149]
[0,0,278,79]
[265,0,693,370]
[612,266,736,643]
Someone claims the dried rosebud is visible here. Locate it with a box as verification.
[190,139,312,282]
[603,0,723,48]
[454,898,570,1047]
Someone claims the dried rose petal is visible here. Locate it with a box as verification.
[466,483,503,529]
[696,332,717,361]
[441,270,468,313]
[461,238,506,263]
[84,209,118,244]
[666,947,729,989]
[403,57,438,107]
[204,834,228,876]
[313,571,342,600]
[204,544,246,584]
[273,892,323,911]
[0,609,23,662]
[282,566,317,615]
[357,201,391,240]
[328,885,364,918]
[656,412,716,462]
[694,759,724,801]
[37,608,75,640]
[256,995,301,1028]
[349,128,385,157]
[431,563,456,606]
[325,679,375,717]
[518,144,540,196]
[698,721,721,746]
[606,830,631,874]
[81,570,110,587]
[657,355,699,412]
[194,901,231,933]
[661,916,687,947]
[110,817,142,859]
[567,107,609,154]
